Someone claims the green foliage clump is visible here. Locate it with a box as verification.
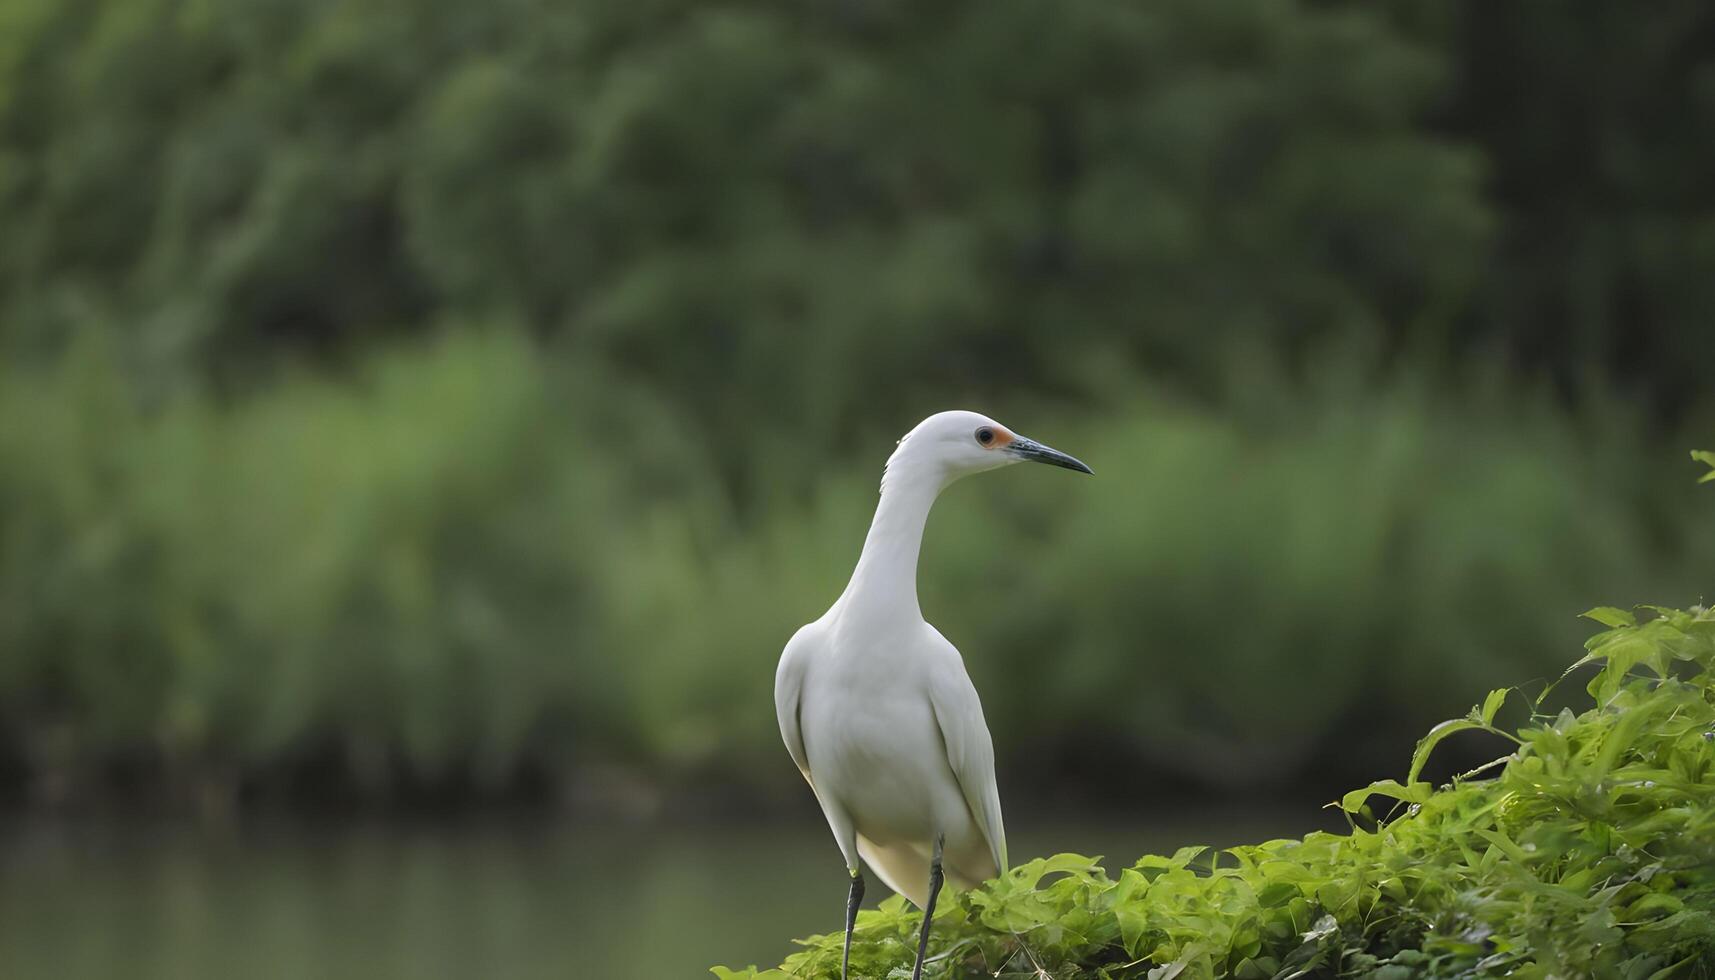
[0,330,662,794]
[716,606,1715,978]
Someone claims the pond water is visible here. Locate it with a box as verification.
[0,804,1336,978]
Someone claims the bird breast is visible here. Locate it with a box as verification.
[801,656,971,847]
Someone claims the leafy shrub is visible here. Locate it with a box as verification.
[714,605,1715,979]
[0,330,653,796]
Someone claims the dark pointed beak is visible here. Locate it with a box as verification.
[1006,436,1093,475]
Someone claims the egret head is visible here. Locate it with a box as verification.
[882,410,1092,492]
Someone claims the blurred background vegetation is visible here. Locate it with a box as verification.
[5,1,1715,974]
[2,0,1713,817]
[3,0,1715,816]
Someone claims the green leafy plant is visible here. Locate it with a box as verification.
[715,604,1715,979]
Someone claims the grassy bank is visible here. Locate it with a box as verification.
[716,604,1715,978]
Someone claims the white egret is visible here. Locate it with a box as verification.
[774,411,1091,980]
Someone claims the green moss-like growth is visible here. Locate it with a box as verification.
[716,605,1715,979]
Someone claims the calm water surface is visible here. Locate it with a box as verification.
[0,805,1335,979]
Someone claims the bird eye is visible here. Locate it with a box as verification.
[975,427,995,446]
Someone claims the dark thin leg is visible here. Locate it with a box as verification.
[910,837,945,980]
[842,870,864,980]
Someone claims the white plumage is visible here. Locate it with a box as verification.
[774,410,1091,979]
[776,610,1005,904]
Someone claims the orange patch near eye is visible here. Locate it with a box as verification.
[989,428,1015,449]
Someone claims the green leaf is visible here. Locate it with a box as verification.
[1340,778,1430,814]
[1146,942,1208,980]
[1692,450,1715,483]
[1038,852,1104,876]
[1588,635,1659,703]
[1474,828,1532,864]
[1581,606,1636,628]
[1408,718,1484,784]
[1648,952,1708,980]
[1479,687,1509,725]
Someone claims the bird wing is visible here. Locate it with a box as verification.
[926,635,1008,875]
[774,623,817,783]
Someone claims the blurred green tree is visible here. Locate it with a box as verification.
[0,0,1709,805]
[2,1,1487,452]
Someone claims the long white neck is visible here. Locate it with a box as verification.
[838,461,946,623]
